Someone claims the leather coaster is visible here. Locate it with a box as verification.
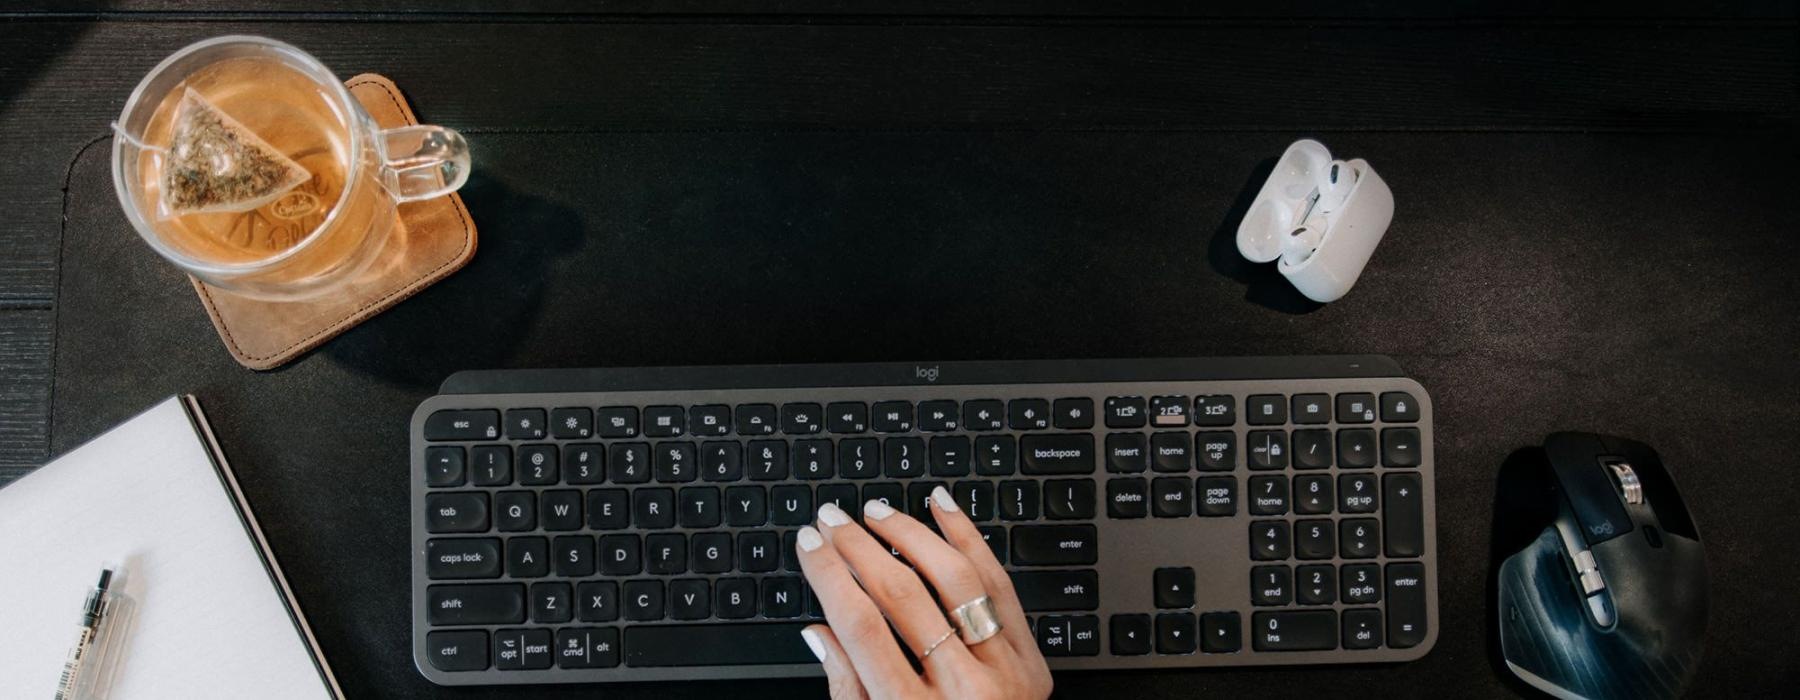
[191,73,477,370]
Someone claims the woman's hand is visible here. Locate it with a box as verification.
[795,485,1053,700]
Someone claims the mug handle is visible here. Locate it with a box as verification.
[378,125,470,203]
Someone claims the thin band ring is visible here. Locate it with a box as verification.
[919,628,957,659]
[949,595,1004,645]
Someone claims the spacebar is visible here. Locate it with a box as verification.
[625,623,817,667]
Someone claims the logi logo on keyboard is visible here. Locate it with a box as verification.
[913,365,941,383]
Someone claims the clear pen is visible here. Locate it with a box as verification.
[54,569,117,700]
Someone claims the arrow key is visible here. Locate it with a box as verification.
[1156,612,1198,654]
[1154,567,1196,608]
[1201,611,1242,653]
[1109,614,1152,655]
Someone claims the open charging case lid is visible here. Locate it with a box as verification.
[1235,139,1394,303]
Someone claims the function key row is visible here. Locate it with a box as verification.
[422,391,1424,442]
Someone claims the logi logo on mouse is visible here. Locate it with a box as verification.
[914,365,940,383]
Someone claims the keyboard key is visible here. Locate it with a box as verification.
[551,407,594,439]
[427,492,490,533]
[1103,396,1147,428]
[1156,613,1198,654]
[493,628,553,670]
[1336,392,1377,423]
[724,486,767,527]
[1343,609,1383,649]
[426,409,498,441]
[643,406,686,437]
[1252,610,1338,651]
[1342,563,1382,604]
[494,491,536,531]
[669,579,712,620]
[553,535,596,576]
[427,583,525,625]
[623,580,665,620]
[734,404,778,435]
[426,538,501,579]
[739,531,781,572]
[564,444,605,484]
[577,581,619,621]
[540,490,583,530]
[1384,473,1425,557]
[623,623,816,667]
[973,435,1017,475]
[1297,565,1337,606]
[837,438,881,478]
[1251,520,1291,560]
[532,581,573,623]
[1201,612,1242,653]
[1248,475,1289,515]
[1106,478,1148,519]
[1011,525,1098,565]
[1196,432,1236,471]
[1053,398,1094,429]
[645,533,687,575]
[1020,434,1095,474]
[864,482,905,515]
[1290,394,1330,424]
[1196,476,1238,517]
[1338,429,1378,468]
[1381,391,1419,422]
[634,489,675,528]
[747,441,789,481]
[471,446,512,486]
[426,630,488,671]
[507,537,548,578]
[586,490,628,530]
[1105,433,1148,473]
[1247,431,1288,470]
[1037,615,1101,656]
[794,439,835,479]
[1294,475,1334,514]
[907,481,947,519]
[1043,479,1096,519]
[1386,563,1428,647]
[1340,519,1381,558]
[1111,614,1152,655]
[678,487,722,528]
[1295,519,1335,560]
[654,442,696,483]
[929,436,971,476]
[608,443,649,484]
[919,400,960,431]
[884,437,926,478]
[517,445,559,485]
[556,627,621,668]
[1292,429,1332,469]
[781,403,823,434]
[871,401,915,432]
[1383,428,1422,467]
[692,532,733,573]
[599,534,642,575]
[770,485,812,525]
[762,577,805,618]
[1251,565,1292,606]
[817,483,860,519]
[699,441,742,482]
[1009,399,1051,430]
[1246,395,1286,425]
[1149,396,1189,427]
[425,446,465,487]
[1155,567,1196,608]
[978,525,1007,562]
[827,402,869,433]
[963,399,1005,431]
[688,404,732,436]
[1151,477,1192,518]
[952,480,997,521]
[1193,395,1235,427]
[715,578,758,619]
[596,406,639,438]
[1150,432,1192,472]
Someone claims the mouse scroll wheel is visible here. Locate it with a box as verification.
[1606,461,1644,505]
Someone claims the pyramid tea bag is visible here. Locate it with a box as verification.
[159,88,312,215]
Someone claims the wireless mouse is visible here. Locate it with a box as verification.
[1496,433,1707,699]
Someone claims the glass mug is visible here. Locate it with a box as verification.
[111,35,469,300]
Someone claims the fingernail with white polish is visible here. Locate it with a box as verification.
[932,485,960,513]
[797,525,824,552]
[801,627,829,663]
[864,499,897,520]
[817,503,852,528]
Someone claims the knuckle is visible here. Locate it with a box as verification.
[836,609,890,646]
[869,573,927,608]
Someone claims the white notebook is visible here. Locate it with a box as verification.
[0,396,341,699]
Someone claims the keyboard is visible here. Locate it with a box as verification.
[410,356,1438,685]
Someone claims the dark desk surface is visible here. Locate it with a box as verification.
[5,4,1799,698]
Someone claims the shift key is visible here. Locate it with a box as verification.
[1011,570,1100,611]
[427,583,525,625]
[1011,525,1098,566]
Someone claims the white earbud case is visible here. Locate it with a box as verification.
[1236,139,1394,303]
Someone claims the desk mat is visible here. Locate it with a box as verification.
[52,129,1800,698]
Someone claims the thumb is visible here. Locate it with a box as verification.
[803,625,868,700]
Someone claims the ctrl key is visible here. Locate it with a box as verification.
[426,630,489,672]
[1035,615,1101,656]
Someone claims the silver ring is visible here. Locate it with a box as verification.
[949,595,1004,645]
[919,628,957,659]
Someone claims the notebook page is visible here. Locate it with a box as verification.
[0,397,335,699]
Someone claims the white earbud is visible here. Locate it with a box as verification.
[1315,160,1356,214]
[1282,222,1325,266]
